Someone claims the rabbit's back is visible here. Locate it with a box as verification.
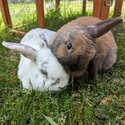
[21,28,55,49]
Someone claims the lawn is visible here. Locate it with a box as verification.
[0,1,125,125]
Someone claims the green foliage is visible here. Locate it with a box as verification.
[0,1,125,125]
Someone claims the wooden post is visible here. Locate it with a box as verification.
[55,0,60,9]
[93,0,103,18]
[113,0,123,17]
[0,0,12,28]
[82,0,86,15]
[35,0,45,28]
[93,0,111,20]
[100,0,111,19]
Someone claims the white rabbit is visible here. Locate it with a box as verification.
[2,28,69,92]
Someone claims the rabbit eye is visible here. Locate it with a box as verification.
[66,42,72,51]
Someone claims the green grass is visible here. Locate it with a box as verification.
[0,1,125,125]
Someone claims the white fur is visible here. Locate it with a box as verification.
[3,28,69,92]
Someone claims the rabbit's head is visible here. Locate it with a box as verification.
[2,42,60,74]
[51,17,122,77]
[2,42,69,90]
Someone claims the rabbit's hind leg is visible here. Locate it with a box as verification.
[102,48,117,70]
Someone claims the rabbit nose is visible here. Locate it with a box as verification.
[69,64,79,72]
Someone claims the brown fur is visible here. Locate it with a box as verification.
[50,16,122,79]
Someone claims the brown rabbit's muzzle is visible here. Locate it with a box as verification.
[52,49,94,77]
[57,57,86,77]
[67,64,87,77]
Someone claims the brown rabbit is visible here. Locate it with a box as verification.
[50,16,122,80]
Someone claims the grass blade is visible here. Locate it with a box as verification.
[43,114,59,125]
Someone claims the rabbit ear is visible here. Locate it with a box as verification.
[2,41,37,60]
[86,17,122,38]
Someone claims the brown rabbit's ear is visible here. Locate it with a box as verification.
[85,17,122,38]
[2,42,37,61]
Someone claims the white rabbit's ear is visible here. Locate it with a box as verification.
[86,17,122,38]
[2,41,37,60]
